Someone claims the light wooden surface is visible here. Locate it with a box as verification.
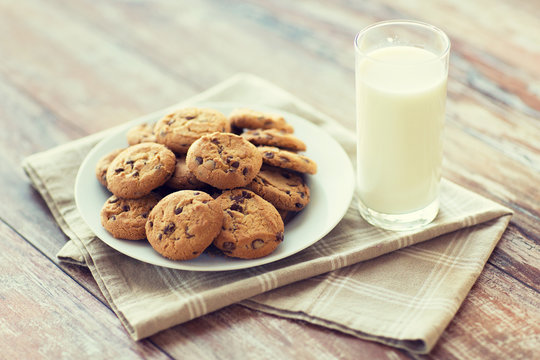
[1,0,539,359]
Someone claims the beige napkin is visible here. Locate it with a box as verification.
[23,74,512,354]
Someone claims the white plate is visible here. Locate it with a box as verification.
[75,103,354,271]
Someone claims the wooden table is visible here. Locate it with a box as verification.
[1,0,538,358]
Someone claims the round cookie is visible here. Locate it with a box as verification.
[214,189,284,259]
[257,146,317,174]
[145,190,223,260]
[241,129,306,152]
[165,155,206,190]
[154,107,230,154]
[127,123,156,145]
[100,193,161,240]
[186,132,263,189]
[95,148,125,187]
[246,165,310,211]
[229,108,294,133]
[106,143,176,199]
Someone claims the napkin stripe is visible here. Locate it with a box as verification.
[400,247,484,271]
[396,230,469,338]
[310,266,358,313]
[311,272,457,311]
[248,266,278,292]
[158,267,207,319]
[383,230,461,336]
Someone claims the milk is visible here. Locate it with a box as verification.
[356,46,447,214]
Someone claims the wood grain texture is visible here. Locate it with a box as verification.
[0,0,538,358]
[0,221,165,359]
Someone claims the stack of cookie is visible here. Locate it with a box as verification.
[95,107,316,261]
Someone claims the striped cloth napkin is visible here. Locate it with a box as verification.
[22,74,512,354]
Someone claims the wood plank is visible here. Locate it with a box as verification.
[0,0,196,134]
[41,0,359,128]
[0,220,167,359]
[151,305,412,360]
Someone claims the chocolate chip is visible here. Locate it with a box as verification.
[109,197,119,203]
[122,205,130,212]
[231,194,243,202]
[281,172,291,179]
[251,239,265,249]
[285,190,291,195]
[241,191,252,199]
[149,221,153,228]
[154,164,163,170]
[222,242,236,251]
[226,155,233,163]
[132,171,139,177]
[109,215,116,221]
[167,119,176,125]
[194,192,200,195]
[192,251,199,255]
[114,168,124,173]
[159,130,168,137]
[231,161,239,168]
[195,156,203,165]
[185,227,195,238]
[125,160,134,165]
[163,222,176,234]
[174,206,183,215]
[295,203,303,209]
[185,115,196,120]
[141,212,148,218]
[298,191,305,198]
[264,152,274,159]
[211,138,220,145]
[230,203,243,212]
[242,167,248,176]
[158,233,162,240]
[276,232,284,242]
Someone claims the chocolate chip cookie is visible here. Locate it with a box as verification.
[106,143,176,199]
[214,189,284,259]
[257,146,317,174]
[165,155,206,190]
[241,129,306,152]
[229,108,294,133]
[100,193,161,240]
[145,190,223,260]
[95,148,125,187]
[127,123,156,145]
[186,132,262,189]
[155,107,230,154]
[246,165,310,211]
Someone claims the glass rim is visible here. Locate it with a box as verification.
[354,20,451,64]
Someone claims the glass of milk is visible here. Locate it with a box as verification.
[354,20,450,231]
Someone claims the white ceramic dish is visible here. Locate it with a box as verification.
[75,103,354,271]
